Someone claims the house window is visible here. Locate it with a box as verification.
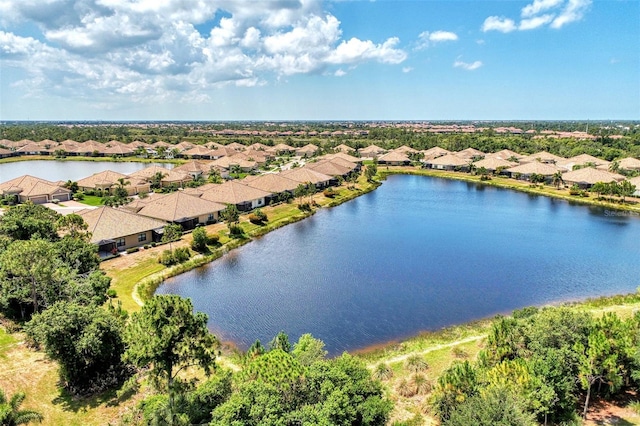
[208,213,215,222]
[138,233,147,242]
[116,238,126,247]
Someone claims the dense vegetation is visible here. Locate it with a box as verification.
[1,122,639,160]
[431,306,640,425]
[0,204,391,425]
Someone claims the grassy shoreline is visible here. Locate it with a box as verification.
[104,165,638,314]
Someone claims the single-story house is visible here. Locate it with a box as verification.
[0,175,72,204]
[628,176,640,197]
[378,151,411,166]
[77,206,166,253]
[280,167,333,188]
[519,151,565,164]
[199,180,271,211]
[617,157,640,172]
[505,162,559,181]
[334,144,355,154]
[135,191,226,229]
[421,146,450,161]
[77,170,150,195]
[296,144,320,158]
[242,174,299,202]
[358,144,386,159]
[306,160,353,179]
[557,154,610,171]
[454,147,485,161]
[485,149,524,161]
[423,154,470,171]
[561,167,625,189]
[472,157,517,173]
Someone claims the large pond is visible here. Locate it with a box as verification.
[157,175,640,355]
[0,160,174,183]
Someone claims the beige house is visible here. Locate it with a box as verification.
[485,149,524,161]
[454,147,485,160]
[472,157,517,173]
[200,181,271,211]
[519,151,565,164]
[135,191,226,229]
[358,144,386,159]
[628,176,640,196]
[242,174,300,199]
[77,206,166,253]
[296,144,320,158]
[617,157,640,172]
[561,167,625,189]
[557,154,610,171]
[506,162,559,181]
[421,146,450,161]
[423,154,470,171]
[77,170,150,195]
[0,175,72,204]
[280,167,333,188]
[334,144,355,154]
[378,151,411,166]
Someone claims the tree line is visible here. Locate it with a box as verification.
[0,203,391,425]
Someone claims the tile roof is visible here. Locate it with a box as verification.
[77,206,166,244]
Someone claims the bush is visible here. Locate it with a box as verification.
[298,202,312,212]
[159,250,175,266]
[208,234,220,244]
[106,289,117,298]
[191,227,209,252]
[150,242,157,247]
[74,191,85,200]
[229,224,245,237]
[126,247,139,254]
[323,188,336,198]
[173,247,191,263]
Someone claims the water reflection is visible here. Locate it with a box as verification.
[158,175,640,355]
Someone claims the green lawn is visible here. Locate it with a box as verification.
[76,195,104,206]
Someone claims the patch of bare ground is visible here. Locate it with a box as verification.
[584,391,640,426]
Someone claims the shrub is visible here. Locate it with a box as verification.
[150,242,157,247]
[323,188,336,198]
[173,247,191,263]
[126,247,139,254]
[373,363,394,381]
[207,234,220,244]
[229,224,245,237]
[106,289,117,298]
[159,250,175,266]
[405,355,429,373]
[298,202,312,212]
[74,191,85,200]
[249,208,268,224]
[191,227,208,252]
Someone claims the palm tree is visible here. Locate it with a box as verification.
[151,171,166,189]
[609,160,620,173]
[0,389,44,425]
[551,171,564,189]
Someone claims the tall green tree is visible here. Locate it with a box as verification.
[0,239,69,318]
[123,295,217,414]
[25,301,128,394]
[0,388,44,425]
[0,202,60,241]
[292,333,327,366]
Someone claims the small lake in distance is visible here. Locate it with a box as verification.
[157,174,640,355]
[0,160,174,183]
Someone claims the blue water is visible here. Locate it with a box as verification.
[0,160,173,183]
[157,175,640,355]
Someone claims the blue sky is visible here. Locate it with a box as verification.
[0,0,638,121]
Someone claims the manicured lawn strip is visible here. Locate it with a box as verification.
[76,195,104,206]
[103,256,165,312]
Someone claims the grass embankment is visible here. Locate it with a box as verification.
[379,166,640,213]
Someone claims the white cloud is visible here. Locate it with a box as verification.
[402,67,413,73]
[0,0,408,108]
[550,0,592,29]
[519,14,554,30]
[334,69,346,77]
[415,30,458,49]
[482,16,517,33]
[521,0,564,18]
[453,59,483,71]
[483,0,591,33]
